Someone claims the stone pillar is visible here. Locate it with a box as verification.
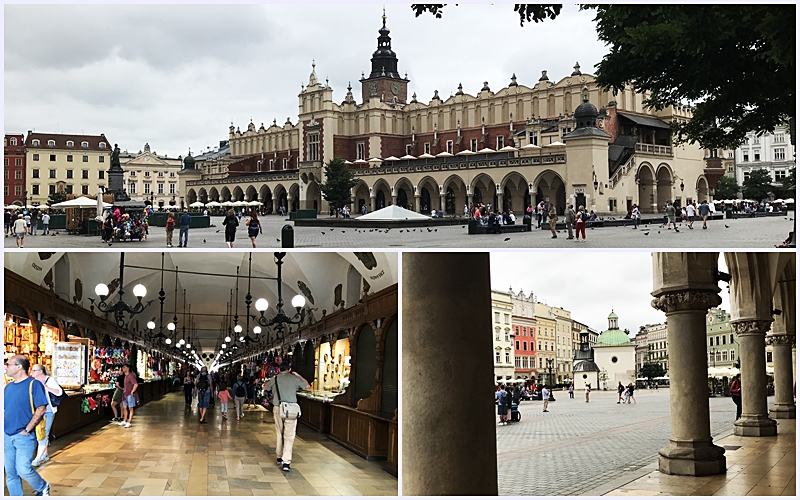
[439,194,446,213]
[467,193,474,210]
[733,321,777,435]
[651,252,726,476]
[370,195,376,212]
[651,183,659,214]
[768,334,796,419]
[390,195,397,207]
[496,192,504,213]
[414,194,421,213]
[403,253,498,495]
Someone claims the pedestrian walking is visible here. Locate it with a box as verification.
[585,383,591,402]
[41,213,50,235]
[626,383,637,404]
[729,374,742,420]
[568,384,574,399]
[4,210,11,237]
[3,355,51,496]
[194,367,213,424]
[548,203,557,238]
[183,371,194,406]
[565,204,575,239]
[24,213,31,235]
[575,206,587,241]
[30,365,63,467]
[495,385,508,425]
[102,214,114,244]
[631,204,640,229]
[217,383,232,421]
[222,209,239,248]
[504,386,513,422]
[665,201,679,232]
[119,364,139,428]
[245,210,262,248]
[110,372,125,422]
[542,386,550,411]
[699,200,711,229]
[165,212,175,247]
[686,202,696,229]
[232,374,247,420]
[178,208,191,247]
[12,214,27,248]
[265,362,310,472]
[617,382,625,404]
[32,212,40,236]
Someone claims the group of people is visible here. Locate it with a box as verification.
[100,208,150,243]
[5,209,52,248]
[221,209,263,247]
[660,199,713,232]
[108,364,139,428]
[616,382,637,404]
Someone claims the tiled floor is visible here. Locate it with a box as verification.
[4,392,397,496]
[606,419,796,496]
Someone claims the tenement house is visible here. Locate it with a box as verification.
[120,143,182,209]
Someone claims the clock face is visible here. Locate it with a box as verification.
[368,83,378,96]
[391,82,400,95]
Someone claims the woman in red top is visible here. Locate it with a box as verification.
[729,374,742,421]
[165,212,175,248]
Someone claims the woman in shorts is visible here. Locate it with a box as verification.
[110,372,125,422]
[245,210,262,248]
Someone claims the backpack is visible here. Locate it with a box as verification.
[581,212,589,222]
[234,382,246,397]
[46,377,68,407]
[197,374,210,392]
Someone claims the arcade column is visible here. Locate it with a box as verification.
[370,195,376,212]
[651,252,726,476]
[402,253,498,495]
[769,273,796,419]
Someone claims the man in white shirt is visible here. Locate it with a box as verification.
[685,203,696,229]
[542,386,550,412]
[12,215,27,248]
[41,213,51,235]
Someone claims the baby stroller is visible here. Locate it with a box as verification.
[510,403,521,422]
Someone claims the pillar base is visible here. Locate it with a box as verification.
[658,440,726,476]
[769,404,796,420]
[734,416,778,436]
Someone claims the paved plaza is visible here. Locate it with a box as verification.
[496,388,762,496]
[5,212,794,249]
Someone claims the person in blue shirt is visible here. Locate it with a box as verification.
[4,355,51,496]
[178,209,192,247]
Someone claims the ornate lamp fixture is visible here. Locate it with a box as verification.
[90,253,148,326]
[146,253,168,343]
[253,252,306,339]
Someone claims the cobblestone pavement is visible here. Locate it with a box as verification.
[496,388,765,496]
[5,212,794,249]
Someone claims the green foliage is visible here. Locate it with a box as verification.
[741,169,774,201]
[714,176,740,200]
[46,192,67,206]
[777,167,796,199]
[639,362,666,380]
[411,4,795,149]
[320,158,357,211]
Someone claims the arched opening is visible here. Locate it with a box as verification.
[232,186,245,202]
[306,181,320,212]
[445,187,456,214]
[380,318,398,415]
[353,181,370,212]
[260,185,273,214]
[289,184,300,212]
[443,175,467,214]
[501,172,529,214]
[396,189,408,210]
[696,177,709,203]
[534,170,566,215]
[209,187,220,202]
[394,178,414,210]
[353,324,377,404]
[420,188,431,213]
[656,165,673,210]
[245,185,258,202]
[636,164,655,213]
[186,189,197,204]
[198,188,208,204]
[220,186,232,202]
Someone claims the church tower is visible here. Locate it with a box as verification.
[360,10,409,104]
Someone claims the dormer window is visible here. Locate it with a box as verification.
[10,138,17,146]
[66,141,74,148]
[81,141,89,148]
[99,142,107,149]
[47,140,56,147]
[32,139,40,147]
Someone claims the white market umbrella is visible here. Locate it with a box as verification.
[399,154,416,160]
[247,200,262,206]
[189,201,205,208]
[52,196,111,209]
[418,153,435,159]
[784,198,794,203]
[456,149,476,156]
[367,157,383,163]
[384,156,401,161]
[522,143,541,150]
[344,160,353,165]
[477,148,496,154]
[547,141,566,147]
[499,145,518,152]
[220,201,234,207]
[233,200,249,206]
[205,201,221,207]
[353,159,368,165]
[436,151,454,157]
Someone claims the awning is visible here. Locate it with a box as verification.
[617,112,671,130]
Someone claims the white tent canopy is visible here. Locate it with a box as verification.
[383,156,400,161]
[399,154,416,160]
[52,196,112,209]
[435,151,454,157]
[477,148,496,154]
[357,205,431,221]
[205,201,221,207]
[189,201,205,208]
[522,143,541,150]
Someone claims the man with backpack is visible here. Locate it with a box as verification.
[194,367,213,424]
[232,374,248,421]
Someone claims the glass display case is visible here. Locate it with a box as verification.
[53,342,86,388]
[316,337,351,393]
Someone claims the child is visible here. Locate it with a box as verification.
[218,383,232,420]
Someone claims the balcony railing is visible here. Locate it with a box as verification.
[635,143,672,155]
[610,154,636,189]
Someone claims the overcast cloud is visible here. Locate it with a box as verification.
[5,4,607,157]
[490,252,731,335]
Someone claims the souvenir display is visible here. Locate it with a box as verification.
[53,342,86,388]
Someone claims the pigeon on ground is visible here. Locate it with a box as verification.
[216,230,221,233]
[504,237,511,241]
[276,238,280,242]
[203,239,206,243]
[321,232,326,235]
[644,232,649,236]
[341,230,345,233]
[462,226,465,229]
[724,225,729,229]
[329,228,334,231]
[434,229,438,232]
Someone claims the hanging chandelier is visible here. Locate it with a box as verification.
[252,252,306,338]
[89,253,149,326]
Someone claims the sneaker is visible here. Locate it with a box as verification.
[277,458,283,465]
[38,482,51,496]
[123,422,131,428]
[498,422,504,426]
[110,418,118,423]
[31,457,43,467]
[282,463,290,472]
[118,420,126,426]
[41,454,50,463]
[236,416,241,421]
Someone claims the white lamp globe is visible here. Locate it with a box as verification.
[291,295,306,308]
[253,326,262,334]
[132,284,147,298]
[225,336,231,343]
[186,343,191,349]
[255,298,268,311]
[165,338,172,345]
[234,325,243,333]
[146,321,156,330]
[95,283,109,297]
[239,337,245,342]
[221,343,226,349]
[167,323,175,331]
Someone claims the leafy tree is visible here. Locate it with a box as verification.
[741,169,774,201]
[777,167,796,200]
[319,158,357,215]
[46,192,67,206]
[639,362,666,381]
[714,176,740,200]
[411,4,795,149]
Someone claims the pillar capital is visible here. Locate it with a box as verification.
[731,319,773,336]
[651,291,721,314]
[766,333,795,347]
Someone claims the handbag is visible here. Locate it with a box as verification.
[274,376,301,420]
[28,380,47,441]
[46,377,68,407]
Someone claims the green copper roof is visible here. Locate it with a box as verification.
[608,311,618,319]
[596,328,631,346]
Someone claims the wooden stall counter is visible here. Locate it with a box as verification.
[297,392,333,434]
[329,404,396,462]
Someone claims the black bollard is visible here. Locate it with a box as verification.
[281,224,294,248]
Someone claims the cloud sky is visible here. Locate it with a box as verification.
[490,252,731,334]
[5,4,608,157]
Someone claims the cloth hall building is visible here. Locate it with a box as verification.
[179,16,721,217]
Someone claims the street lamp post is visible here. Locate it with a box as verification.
[23,190,28,209]
[546,358,555,401]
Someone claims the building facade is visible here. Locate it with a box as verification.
[120,143,182,209]
[706,308,738,369]
[4,134,26,205]
[491,290,514,383]
[593,311,636,389]
[734,125,795,192]
[24,132,112,206]
[646,322,669,373]
[179,15,717,216]
[509,290,538,382]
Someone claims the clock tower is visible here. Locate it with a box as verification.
[360,11,409,104]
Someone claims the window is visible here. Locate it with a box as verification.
[157,171,164,177]
[82,155,88,162]
[730,334,734,343]
[169,183,175,194]
[523,341,527,351]
[730,349,735,360]
[307,133,319,161]
[753,150,760,161]
[47,140,55,147]
[15,158,21,167]
[98,155,104,163]
[157,183,164,194]
[470,138,477,152]
[495,330,500,340]
[81,141,89,148]
[766,352,772,363]
[504,314,509,324]
[49,154,56,162]
[743,152,749,162]
[424,143,431,154]
[81,169,88,179]
[81,185,89,195]
[129,182,136,194]
[774,148,785,161]
[356,143,365,160]
[283,158,288,169]
[515,356,520,368]
[269,159,274,170]
[10,137,17,146]
[709,338,713,347]
[144,183,151,194]
[775,170,787,181]
[15,170,22,180]
[144,171,150,177]
[31,185,39,195]
[774,133,784,143]
[66,141,74,148]
[406,144,413,155]
[49,169,56,179]
[497,136,504,149]
[496,352,501,363]
[743,171,750,181]
[505,353,510,364]
[495,312,500,323]
[66,169,73,179]
[33,153,40,161]
[722,351,728,362]
[99,142,106,149]
[446,140,454,154]
[32,169,39,178]
[32,140,40,147]
[538,342,542,350]
[67,155,73,162]
[529,131,538,146]
[98,171,104,179]
[516,341,520,350]
[505,332,509,342]
[64,184,73,194]
[169,172,175,178]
